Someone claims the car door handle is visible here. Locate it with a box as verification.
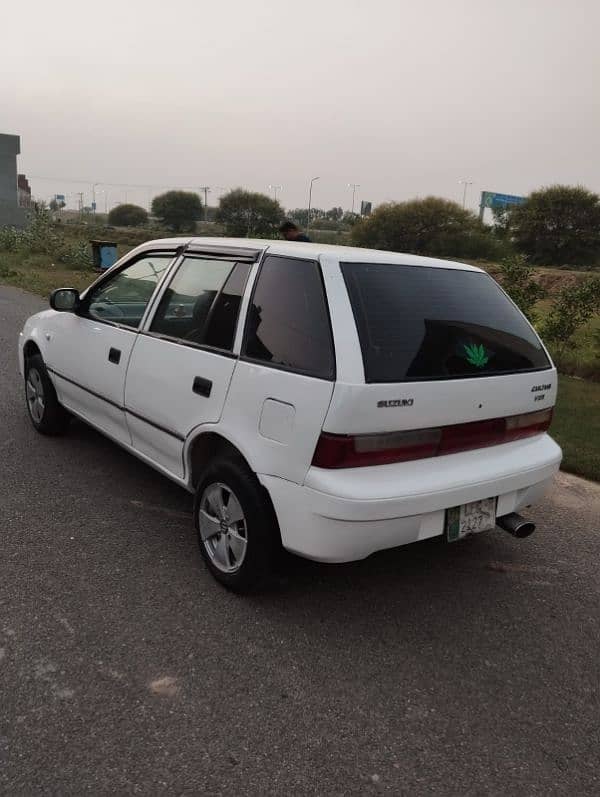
[192,376,212,398]
[108,347,121,364]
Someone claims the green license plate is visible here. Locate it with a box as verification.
[446,498,497,542]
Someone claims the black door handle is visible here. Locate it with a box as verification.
[193,376,212,397]
[108,347,121,364]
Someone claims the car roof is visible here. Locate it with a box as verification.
[137,237,483,273]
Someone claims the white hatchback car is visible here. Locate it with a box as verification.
[19,238,562,591]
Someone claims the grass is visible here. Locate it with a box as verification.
[552,376,600,481]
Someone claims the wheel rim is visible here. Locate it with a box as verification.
[26,368,45,424]
[199,482,248,574]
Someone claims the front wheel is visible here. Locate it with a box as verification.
[25,354,70,435]
[195,457,281,592]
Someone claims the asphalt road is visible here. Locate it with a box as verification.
[1,285,600,796]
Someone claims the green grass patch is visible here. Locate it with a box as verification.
[552,376,600,481]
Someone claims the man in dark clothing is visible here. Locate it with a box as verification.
[279,221,311,242]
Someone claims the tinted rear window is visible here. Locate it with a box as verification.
[342,263,551,383]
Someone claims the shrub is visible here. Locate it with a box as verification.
[108,203,148,227]
[542,277,600,353]
[506,185,600,266]
[217,189,283,237]
[351,197,502,260]
[151,191,202,232]
[497,254,546,323]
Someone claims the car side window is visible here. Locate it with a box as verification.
[85,254,173,329]
[243,255,335,379]
[150,257,249,350]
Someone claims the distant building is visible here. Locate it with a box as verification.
[18,173,31,208]
[0,133,27,227]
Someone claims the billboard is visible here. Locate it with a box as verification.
[480,191,526,209]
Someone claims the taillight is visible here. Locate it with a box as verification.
[312,409,553,469]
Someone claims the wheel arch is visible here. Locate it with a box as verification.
[23,339,42,363]
[185,429,258,491]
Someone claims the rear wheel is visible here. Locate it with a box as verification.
[195,457,280,592]
[25,354,70,435]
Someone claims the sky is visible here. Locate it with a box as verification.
[2,0,599,215]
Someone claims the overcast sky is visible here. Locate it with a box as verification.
[2,0,599,214]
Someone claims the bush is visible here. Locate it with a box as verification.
[497,254,546,323]
[57,240,93,270]
[151,191,202,232]
[506,185,600,266]
[351,197,503,260]
[217,189,283,237]
[108,203,148,227]
[542,277,600,353]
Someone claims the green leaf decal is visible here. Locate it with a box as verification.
[463,343,490,368]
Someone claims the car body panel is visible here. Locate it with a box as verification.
[18,238,563,564]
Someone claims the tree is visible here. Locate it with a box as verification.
[217,189,283,237]
[506,185,600,266]
[151,191,202,232]
[288,208,309,227]
[325,207,344,222]
[351,196,500,259]
[108,203,148,227]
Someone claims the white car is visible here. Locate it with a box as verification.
[19,238,562,591]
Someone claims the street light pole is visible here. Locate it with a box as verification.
[348,183,360,215]
[199,186,210,222]
[307,176,320,234]
[92,182,100,215]
[459,178,473,210]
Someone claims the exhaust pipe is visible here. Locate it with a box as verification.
[497,512,536,539]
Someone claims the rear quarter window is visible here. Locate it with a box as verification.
[341,262,551,383]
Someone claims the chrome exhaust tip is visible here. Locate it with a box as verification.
[497,512,536,539]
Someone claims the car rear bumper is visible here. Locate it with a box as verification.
[260,434,562,562]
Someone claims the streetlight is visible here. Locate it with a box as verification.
[268,184,283,201]
[458,178,473,210]
[92,182,100,215]
[198,186,210,222]
[347,183,360,215]
[307,177,320,233]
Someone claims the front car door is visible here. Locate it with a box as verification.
[46,251,175,443]
[124,248,257,478]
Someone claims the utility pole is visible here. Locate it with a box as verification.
[199,186,210,222]
[307,176,320,234]
[348,183,360,214]
[92,183,99,215]
[77,192,84,218]
[459,178,473,210]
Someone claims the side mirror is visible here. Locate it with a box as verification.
[50,288,80,312]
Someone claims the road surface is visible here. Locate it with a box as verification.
[1,285,599,795]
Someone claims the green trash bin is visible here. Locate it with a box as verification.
[90,240,118,271]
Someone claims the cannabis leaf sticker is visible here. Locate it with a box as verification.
[463,343,489,368]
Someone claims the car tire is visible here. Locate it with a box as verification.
[194,456,281,593]
[25,353,71,436]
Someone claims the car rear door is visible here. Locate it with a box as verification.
[124,247,258,478]
[322,259,556,442]
[46,251,176,444]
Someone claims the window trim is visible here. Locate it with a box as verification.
[340,261,552,384]
[77,249,179,332]
[240,253,337,382]
[139,330,239,360]
[144,255,252,354]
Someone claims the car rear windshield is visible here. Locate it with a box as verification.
[341,263,551,383]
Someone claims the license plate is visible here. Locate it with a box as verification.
[446,498,497,542]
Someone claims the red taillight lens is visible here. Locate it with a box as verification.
[311,409,553,469]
